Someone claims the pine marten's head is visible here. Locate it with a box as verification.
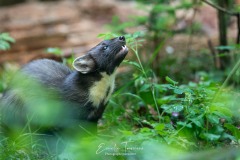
[73,36,128,74]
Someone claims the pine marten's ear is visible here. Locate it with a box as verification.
[73,54,96,74]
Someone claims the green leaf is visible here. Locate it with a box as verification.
[140,127,151,133]
[161,104,184,113]
[221,132,236,141]
[165,76,178,85]
[139,90,154,105]
[189,116,204,128]
[123,60,141,70]
[173,88,184,94]
[157,96,175,105]
[188,82,197,87]
[0,40,10,50]
[0,33,15,43]
[209,125,224,134]
[121,92,143,101]
[139,84,151,92]
[200,133,221,141]
[224,123,240,139]
[45,47,63,55]
[215,45,235,50]
[97,32,119,40]
[210,106,233,118]
[119,130,134,136]
[206,114,219,124]
[132,31,144,39]
[154,123,165,131]
[160,84,175,90]
[153,4,175,13]
[97,33,107,38]
[212,111,231,122]
[154,84,167,92]
[154,123,166,136]
[0,43,8,50]
[108,99,121,108]
[177,121,192,128]
[135,16,148,24]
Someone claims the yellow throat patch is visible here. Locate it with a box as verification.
[89,72,116,107]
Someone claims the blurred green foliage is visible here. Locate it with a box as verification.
[106,0,204,78]
[1,0,240,158]
[0,30,240,159]
[0,33,15,51]
[98,32,240,159]
[45,47,75,66]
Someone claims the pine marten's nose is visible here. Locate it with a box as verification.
[119,36,125,42]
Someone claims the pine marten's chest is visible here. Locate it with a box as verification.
[88,72,116,108]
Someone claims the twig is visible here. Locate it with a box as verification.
[186,2,199,55]
[207,39,220,69]
[237,13,240,44]
[201,0,238,16]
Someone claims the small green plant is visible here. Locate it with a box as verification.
[0,32,15,51]
[99,31,240,154]
[106,0,198,77]
[45,47,75,66]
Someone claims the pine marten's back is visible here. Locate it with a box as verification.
[22,59,72,88]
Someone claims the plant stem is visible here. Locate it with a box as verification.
[132,39,161,122]
[214,57,240,100]
[151,85,161,123]
[172,122,193,137]
[131,41,147,78]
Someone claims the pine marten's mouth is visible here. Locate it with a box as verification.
[121,45,127,51]
[113,45,128,66]
[117,45,128,56]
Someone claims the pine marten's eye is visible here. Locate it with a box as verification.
[103,46,108,50]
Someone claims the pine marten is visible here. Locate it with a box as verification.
[0,36,128,134]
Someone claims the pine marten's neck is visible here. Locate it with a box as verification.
[63,71,116,108]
